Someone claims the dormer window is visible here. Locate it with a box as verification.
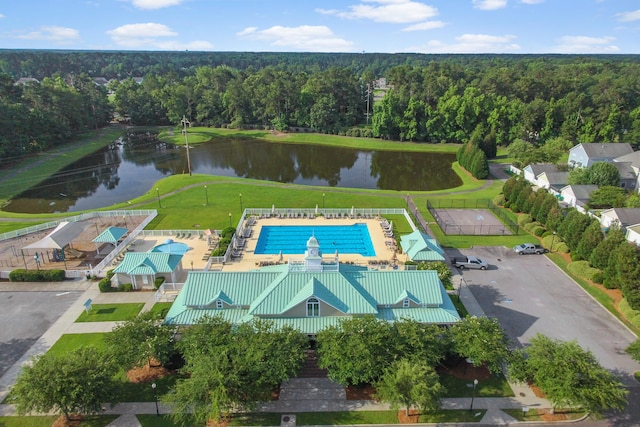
[403,299,410,308]
[307,298,320,317]
[216,300,223,309]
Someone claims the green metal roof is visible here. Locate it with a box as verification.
[164,264,460,332]
[400,230,445,262]
[92,226,128,243]
[113,252,182,275]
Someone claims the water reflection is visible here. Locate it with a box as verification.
[3,135,461,214]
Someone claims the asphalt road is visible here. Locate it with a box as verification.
[0,290,78,377]
[450,246,640,426]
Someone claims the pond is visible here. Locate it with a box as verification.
[2,134,461,214]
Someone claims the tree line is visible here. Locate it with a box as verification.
[0,72,110,164]
[3,54,640,164]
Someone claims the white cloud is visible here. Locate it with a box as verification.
[0,13,5,19]
[551,36,619,53]
[316,0,438,24]
[472,0,508,10]
[238,25,355,52]
[236,27,257,37]
[17,26,80,43]
[616,9,640,22]
[107,23,212,50]
[521,0,543,4]
[402,20,446,32]
[124,0,184,10]
[408,33,520,53]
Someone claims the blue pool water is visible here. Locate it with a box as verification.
[151,240,190,255]
[254,224,376,256]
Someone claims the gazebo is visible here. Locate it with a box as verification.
[92,226,128,255]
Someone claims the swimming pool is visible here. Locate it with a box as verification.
[254,224,376,256]
[151,239,190,255]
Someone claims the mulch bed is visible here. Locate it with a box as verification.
[127,361,173,383]
[436,360,493,382]
[346,383,376,400]
[52,414,83,427]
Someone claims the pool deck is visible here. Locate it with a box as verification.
[220,216,405,272]
[116,216,405,275]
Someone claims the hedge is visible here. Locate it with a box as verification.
[9,269,65,282]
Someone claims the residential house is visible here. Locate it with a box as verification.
[568,143,633,169]
[523,163,563,187]
[611,162,637,190]
[536,171,569,195]
[600,208,640,231]
[14,77,39,85]
[164,236,460,335]
[614,151,640,191]
[559,184,599,213]
[625,224,640,246]
[92,77,109,86]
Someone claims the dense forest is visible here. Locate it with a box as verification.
[1,50,640,165]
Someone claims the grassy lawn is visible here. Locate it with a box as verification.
[117,372,179,402]
[75,303,144,322]
[440,373,514,398]
[0,415,119,426]
[296,410,398,425]
[148,302,174,320]
[46,333,110,357]
[449,294,469,317]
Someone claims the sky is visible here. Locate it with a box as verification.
[0,0,639,54]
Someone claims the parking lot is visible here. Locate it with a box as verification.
[448,246,640,387]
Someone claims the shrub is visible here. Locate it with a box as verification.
[523,221,541,232]
[98,277,113,292]
[532,226,546,237]
[567,261,602,281]
[106,269,115,279]
[517,214,533,227]
[9,269,65,282]
[154,276,166,290]
[591,271,604,284]
[493,194,505,206]
[118,283,133,292]
[221,227,236,238]
[555,242,570,253]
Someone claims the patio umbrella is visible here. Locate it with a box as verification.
[351,206,355,216]
[315,204,318,215]
[278,250,283,262]
[272,204,275,214]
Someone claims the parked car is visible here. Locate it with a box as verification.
[450,255,488,270]
[513,243,547,255]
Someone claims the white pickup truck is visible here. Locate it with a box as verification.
[513,243,547,255]
[450,255,488,270]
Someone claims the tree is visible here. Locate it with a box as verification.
[106,311,177,369]
[569,162,620,187]
[317,316,397,385]
[588,186,627,209]
[509,334,627,417]
[394,320,451,367]
[626,339,640,363]
[375,359,445,416]
[417,261,452,289]
[167,317,307,425]
[12,347,119,422]
[573,220,604,262]
[449,316,511,374]
[589,227,625,270]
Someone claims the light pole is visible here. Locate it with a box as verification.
[181,115,192,176]
[322,193,325,210]
[469,379,478,411]
[156,188,161,209]
[204,185,208,206]
[551,231,556,252]
[239,193,243,213]
[151,382,159,416]
[229,212,232,227]
[123,215,127,228]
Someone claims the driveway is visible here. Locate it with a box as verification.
[448,246,639,386]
